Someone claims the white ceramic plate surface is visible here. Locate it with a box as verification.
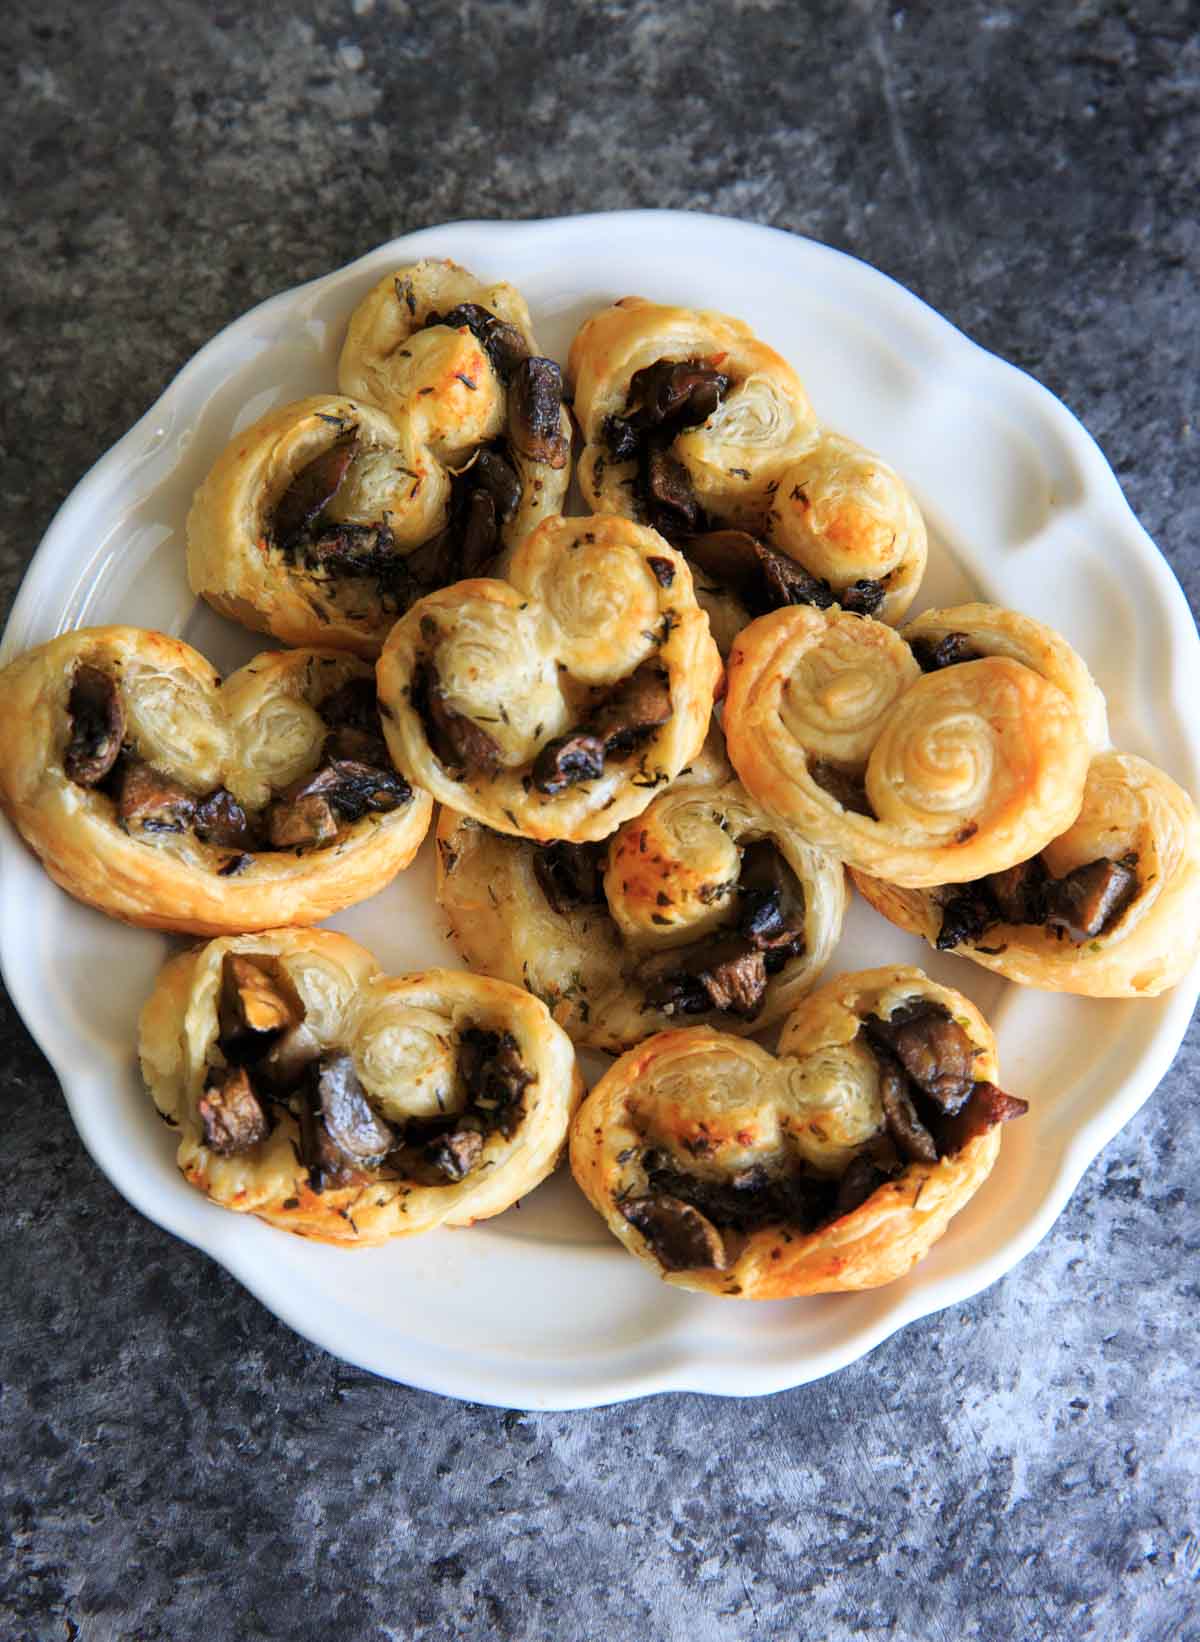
[3,211,1198,1410]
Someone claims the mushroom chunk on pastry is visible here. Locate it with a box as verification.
[569,966,1027,1298]
[436,730,846,1053]
[0,628,432,934]
[139,930,584,1245]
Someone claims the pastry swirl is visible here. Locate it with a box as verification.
[435,732,847,1052]
[187,260,571,657]
[139,928,583,1244]
[569,965,1026,1297]
[853,752,1200,997]
[723,602,1101,888]
[376,514,722,843]
[569,298,926,647]
[0,627,432,933]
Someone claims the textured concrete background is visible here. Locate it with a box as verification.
[2,3,1199,1638]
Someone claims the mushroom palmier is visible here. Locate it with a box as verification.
[723,602,1104,889]
[140,929,583,1244]
[853,752,1200,998]
[436,732,846,1052]
[0,627,431,933]
[570,966,1026,1298]
[187,260,571,657]
[377,514,722,843]
[568,298,926,650]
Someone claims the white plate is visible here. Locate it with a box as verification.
[3,211,1198,1410]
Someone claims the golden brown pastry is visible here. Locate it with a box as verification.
[139,928,583,1244]
[570,965,1027,1298]
[723,602,1102,888]
[853,752,1200,997]
[187,259,572,657]
[0,627,432,933]
[435,731,847,1052]
[376,514,722,843]
[568,297,926,647]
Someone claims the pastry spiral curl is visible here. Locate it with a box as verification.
[376,514,722,843]
[187,259,571,658]
[568,298,926,649]
[139,929,583,1245]
[723,603,1099,888]
[853,753,1200,997]
[0,627,432,933]
[435,732,847,1052]
[569,964,1026,1298]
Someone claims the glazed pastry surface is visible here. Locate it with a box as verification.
[853,752,1200,997]
[436,732,847,1052]
[569,297,926,643]
[140,929,583,1244]
[723,602,1100,888]
[0,627,432,933]
[376,514,722,843]
[570,965,1025,1298]
[187,260,571,657]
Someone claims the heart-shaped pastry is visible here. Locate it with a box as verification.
[436,730,847,1052]
[376,513,722,842]
[187,259,571,657]
[0,627,432,933]
[723,601,1105,888]
[139,928,583,1244]
[854,752,1200,997]
[570,965,1026,1297]
[568,298,926,650]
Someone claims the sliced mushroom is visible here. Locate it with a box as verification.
[863,1001,978,1114]
[273,435,357,552]
[875,1054,939,1163]
[683,530,835,614]
[838,579,887,617]
[302,1050,395,1191]
[458,1027,533,1138]
[935,886,998,951]
[532,839,607,914]
[411,660,503,779]
[531,665,672,796]
[198,1065,270,1156]
[116,761,196,835]
[810,761,874,818]
[457,486,499,576]
[736,840,806,957]
[425,1127,484,1183]
[643,439,703,536]
[195,788,259,850]
[911,631,980,672]
[621,1193,728,1271]
[937,1080,1029,1153]
[469,447,523,525]
[1044,857,1139,942]
[507,357,568,469]
[627,360,730,429]
[641,933,769,1020]
[64,665,126,786]
[217,953,306,1065]
[266,790,338,849]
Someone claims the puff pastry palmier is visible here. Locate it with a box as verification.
[569,298,926,646]
[139,929,583,1244]
[570,965,1027,1298]
[723,602,1102,889]
[436,732,847,1052]
[853,753,1200,997]
[0,627,432,933]
[377,514,722,843]
[188,260,571,657]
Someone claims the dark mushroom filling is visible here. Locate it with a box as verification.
[201,952,535,1194]
[410,659,504,780]
[935,852,1139,951]
[638,840,807,1021]
[620,1000,1027,1272]
[809,761,875,818]
[910,631,980,672]
[600,357,731,540]
[681,529,886,620]
[422,301,532,384]
[62,666,410,858]
[532,839,608,915]
[531,664,672,796]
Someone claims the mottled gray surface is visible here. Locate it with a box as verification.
[2,2,1199,1638]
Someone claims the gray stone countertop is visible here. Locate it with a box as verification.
[2,3,1198,1638]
